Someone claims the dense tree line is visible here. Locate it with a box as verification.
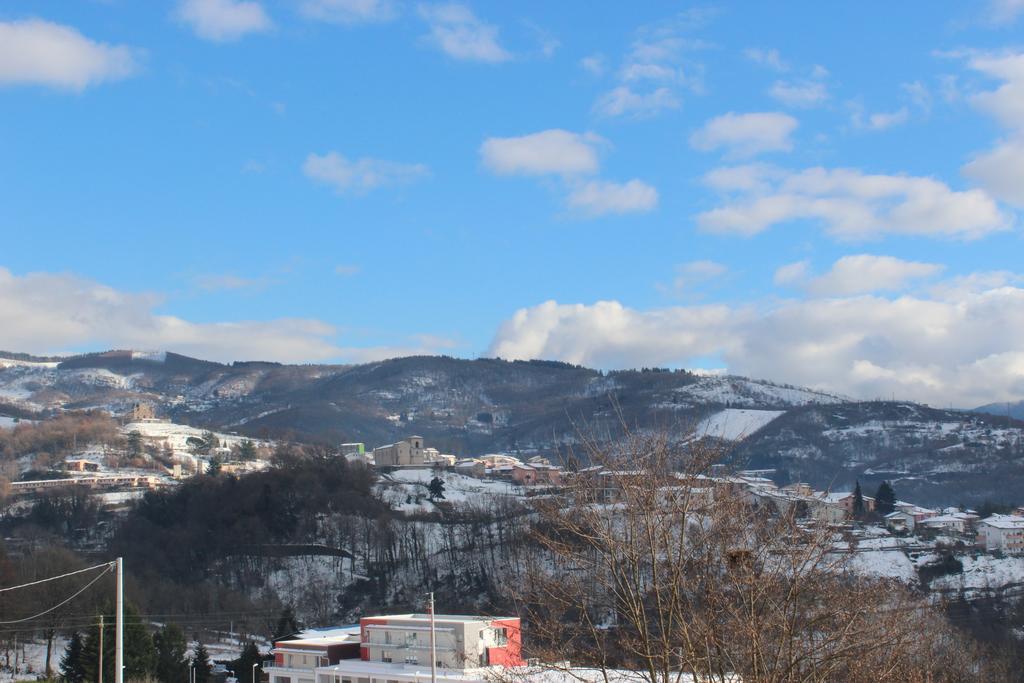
[110,447,384,585]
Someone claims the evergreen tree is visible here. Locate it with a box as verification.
[59,631,86,683]
[202,431,219,451]
[875,481,897,515]
[81,603,156,682]
[852,481,865,518]
[206,456,222,476]
[127,430,143,457]
[238,439,257,461]
[192,642,213,683]
[273,606,299,641]
[232,641,262,683]
[154,623,189,683]
[428,477,446,501]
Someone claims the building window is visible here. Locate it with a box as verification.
[404,656,417,665]
[382,653,392,663]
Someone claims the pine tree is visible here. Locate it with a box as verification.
[232,641,262,683]
[154,623,189,683]
[59,631,86,683]
[127,430,143,457]
[206,456,222,476]
[875,481,896,515]
[239,440,257,461]
[81,603,156,682]
[852,481,865,518]
[428,477,446,501]
[273,607,299,641]
[192,642,213,683]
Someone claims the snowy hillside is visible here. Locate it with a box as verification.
[696,408,787,441]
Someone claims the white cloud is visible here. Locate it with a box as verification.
[479,130,602,176]
[480,130,656,218]
[299,0,397,24]
[987,0,1024,24]
[303,152,429,194]
[667,260,727,296]
[0,267,459,364]
[773,260,810,287]
[193,274,269,292]
[417,3,510,63]
[699,164,1008,240]
[769,79,828,108]
[334,264,361,276]
[744,47,787,72]
[619,63,681,82]
[591,13,709,118]
[566,180,658,217]
[177,0,272,42]
[487,275,1024,406]
[806,255,943,296]
[690,112,798,158]
[859,107,910,131]
[0,19,137,91]
[593,86,680,117]
[960,52,1024,206]
[580,53,606,76]
[964,137,1024,207]
[902,81,932,113]
[489,300,737,370]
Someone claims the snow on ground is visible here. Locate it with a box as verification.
[122,420,251,451]
[677,376,843,408]
[0,637,68,681]
[0,416,29,429]
[0,358,60,369]
[844,549,917,582]
[930,554,1024,592]
[131,350,167,362]
[380,469,525,511]
[696,408,786,441]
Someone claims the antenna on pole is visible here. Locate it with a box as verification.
[115,557,124,683]
[428,592,437,683]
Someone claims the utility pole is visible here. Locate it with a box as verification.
[115,557,123,683]
[99,615,104,683]
[428,592,437,683]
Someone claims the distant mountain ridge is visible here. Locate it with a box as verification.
[974,399,1024,421]
[2,349,1024,504]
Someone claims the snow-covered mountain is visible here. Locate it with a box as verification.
[2,349,1023,504]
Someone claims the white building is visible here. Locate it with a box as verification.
[269,614,522,683]
[978,514,1024,553]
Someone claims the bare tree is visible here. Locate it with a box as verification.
[508,429,1005,682]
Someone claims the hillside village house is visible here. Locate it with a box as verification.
[885,502,938,532]
[819,490,876,515]
[978,514,1024,553]
[268,614,523,683]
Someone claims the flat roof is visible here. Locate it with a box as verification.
[366,614,517,623]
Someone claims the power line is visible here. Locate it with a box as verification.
[0,566,114,624]
[0,561,114,594]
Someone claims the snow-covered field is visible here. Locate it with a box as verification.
[379,469,525,513]
[696,408,786,441]
[122,420,251,453]
[676,376,843,408]
[930,554,1024,593]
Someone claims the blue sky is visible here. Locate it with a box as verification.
[1,0,1023,406]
